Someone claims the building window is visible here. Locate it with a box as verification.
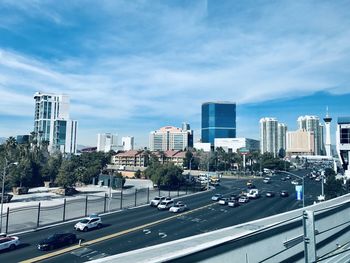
[340,128,350,144]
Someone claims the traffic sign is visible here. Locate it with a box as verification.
[239,147,250,155]
[295,185,303,201]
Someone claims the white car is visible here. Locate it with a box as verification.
[158,200,174,210]
[238,196,249,203]
[218,198,229,205]
[291,180,300,185]
[0,236,20,251]
[74,215,102,232]
[150,196,166,207]
[211,194,223,201]
[169,202,187,213]
[263,177,271,183]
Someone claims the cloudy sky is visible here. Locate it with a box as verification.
[1,0,350,147]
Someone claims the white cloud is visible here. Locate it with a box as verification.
[1,1,350,145]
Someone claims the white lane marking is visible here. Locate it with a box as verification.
[158,232,167,238]
[143,229,151,235]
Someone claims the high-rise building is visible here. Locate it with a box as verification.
[260,117,278,157]
[97,133,118,152]
[277,123,287,155]
[149,125,193,151]
[323,110,332,157]
[336,117,350,178]
[34,92,77,154]
[297,115,324,155]
[122,136,134,151]
[201,102,236,145]
[286,130,315,156]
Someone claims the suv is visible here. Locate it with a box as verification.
[158,200,174,210]
[74,215,102,232]
[150,196,166,207]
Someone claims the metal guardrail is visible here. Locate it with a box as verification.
[91,194,350,263]
[0,185,197,234]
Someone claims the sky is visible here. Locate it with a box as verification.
[0,0,350,148]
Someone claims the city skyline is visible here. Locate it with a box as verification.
[1,1,350,147]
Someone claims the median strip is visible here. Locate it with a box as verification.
[20,202,216,263]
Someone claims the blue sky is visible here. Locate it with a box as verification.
[0,0,350,147]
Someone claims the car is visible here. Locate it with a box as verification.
[247,184,256,189]
[211,194,223,201]
[280,190,289,197]
[263,178,271,184]
[230,194,239,201]
[218,197,229,205]
[281,177,286,181]
[315,177,321,182]
[37,233,77,251]
[285,176,291,180]
[169,202,188,213]
[265,191,275,197]
[158,200,174,210]
[247,189,260,199]
[246,181,253,187]
[150,196,166,207]
[291,180,300,185]
[238,196,249,203]
[0,193,13,203]
[74,215,102,232]
[228,199,239,207]
[0,235,20,251]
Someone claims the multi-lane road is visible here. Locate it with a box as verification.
[0,170,323,263]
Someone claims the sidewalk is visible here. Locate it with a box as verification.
[2,178,154,210]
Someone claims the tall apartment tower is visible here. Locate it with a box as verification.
[122,136,134,151]
[97,133,118,152]
[277,123,287,155]
[34,92,77,154]
[201,102,236,145]
[336,117,350,178]
[149,125,193,151]
[323,109,332,157]
[297,115,324,155]
[260,118,278,157]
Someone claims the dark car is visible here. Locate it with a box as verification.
[230,194,239,201]
[280,190,289,197]
[265,191,275,197]
[37,233,77,251]
[0,193,13,203]
[247,184,256,189]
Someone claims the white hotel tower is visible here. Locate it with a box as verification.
[323,109,332,157]
[34,92,78,154]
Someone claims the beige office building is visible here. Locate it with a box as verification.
[149,125,193,151]
[286,130,315,156]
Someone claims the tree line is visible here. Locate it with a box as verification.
[0,135,112,191]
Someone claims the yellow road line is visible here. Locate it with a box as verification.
[20,202,216,263]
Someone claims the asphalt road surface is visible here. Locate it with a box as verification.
[0,170,324,263]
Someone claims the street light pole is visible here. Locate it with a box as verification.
[0,157,7,233]
[0,158,16,233]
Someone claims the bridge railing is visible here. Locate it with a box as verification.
[92,194,350,263]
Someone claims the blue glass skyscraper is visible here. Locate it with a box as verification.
[201,102,236,144]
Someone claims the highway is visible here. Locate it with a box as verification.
[0,170,323,263]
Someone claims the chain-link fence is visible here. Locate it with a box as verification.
[0,185,197,234]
